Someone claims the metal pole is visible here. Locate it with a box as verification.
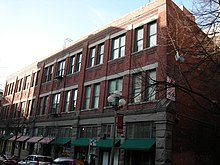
[109,109,117,165]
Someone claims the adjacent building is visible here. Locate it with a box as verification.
[1,0,220,165]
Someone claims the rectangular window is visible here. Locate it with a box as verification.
[69,55,76,74]
[112,35,126,59]
[43,67,49,83]
[7,84,9,95]
[43,96,49,115]
[146,69,156,101]
[17,79,23,92]
[126,122,156,139]
[147,21,157,47]
[92,84,100,108]
[134,27,144,52]
[8,83,14,95]
[56,60,65,77]
[70,89,78,111]
[29,99,35,117]
[96,43,104,65]
[80,126,97,138]
[101,124,113,138]
[64,91,71,112]
[108,78,123,95]
[51,93,60,114]
[48,65,54,81]
[24,75,30,90]
[38,97,44,115]
[76,52,82,72]
[84,86,91,109]
[88,47,96,68]
[27,100,31,117]
[35,71,39,86]
[20,101,26,117]
[13,103,18,118]
[132,73,142,103]
[31,72,36,87]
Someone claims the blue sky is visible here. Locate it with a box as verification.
[0,0,192,89]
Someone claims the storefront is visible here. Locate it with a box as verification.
[96,138,120,165]
[0,134,13,154]
[120,139,155,165]
[38,137,55,156]
[26,136,43,154]
[51,137,72,158]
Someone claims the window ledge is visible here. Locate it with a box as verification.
[128,99,157,106]
[108,56,125,64]
[131,46,157,56]
[66,71,80,77]
[86,64,103,71]
[81,108,98,112]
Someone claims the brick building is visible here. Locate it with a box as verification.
[1,0,220,165]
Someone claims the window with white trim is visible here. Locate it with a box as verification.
[70,89,78,111]
[111,35,126,59]
[51,93,60,114]
[134,26,144,52]
[24,75,30,90]
[96,43,104,65]
[147,21,157,47]
[132,73,142,103]
[84,86,91,109]
[108,78,123,95]
[145,69,156,101]
[56,60,65,77]
[88,47,96,68]
[92,83,100,108]
[64,90,71,112]
[38,97,44,116]
[76,52,82,72]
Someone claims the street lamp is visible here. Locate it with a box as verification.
[107,91,126,165]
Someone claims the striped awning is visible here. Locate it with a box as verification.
[16,136,30,142]
[8,135,21,141]
[27,136,43,143]
[38,137,55,144]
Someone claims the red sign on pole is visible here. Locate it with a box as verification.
[117,114,123,134]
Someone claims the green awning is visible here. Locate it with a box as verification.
[0,134,13,141]
[120,139,155,151]
[72,138,90,147]
[96,139,120,148]
[51,137,72,145]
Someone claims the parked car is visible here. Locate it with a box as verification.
[18,155,53,165]
[53,157,75,165]
[0,154,7,164]
[52,157,88,165]
[0,155,18,165]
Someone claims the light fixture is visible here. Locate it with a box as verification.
[175,50,185,62]
[107,91,126,165]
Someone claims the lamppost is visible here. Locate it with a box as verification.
[107,91,126,165]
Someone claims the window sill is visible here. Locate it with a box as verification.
[128,99,157,106]
[86,64,103,71]
[66,71,80,77]
[108,56,125,64]
[131,45,157,56]
[81,108,99,112]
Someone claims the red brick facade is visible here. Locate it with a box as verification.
[1,0,220,165]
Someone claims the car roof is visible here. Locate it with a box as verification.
[27,155,52,158]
